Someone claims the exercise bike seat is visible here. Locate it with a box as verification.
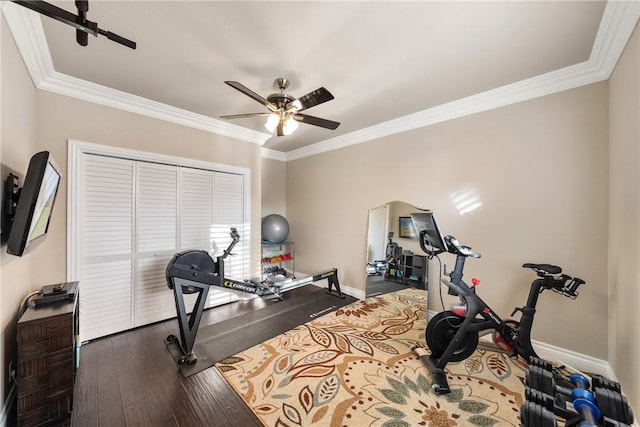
[522,263,562,276]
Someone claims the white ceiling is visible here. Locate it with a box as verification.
[5,1,636,156]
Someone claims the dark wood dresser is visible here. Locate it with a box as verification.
[16,282,79,426]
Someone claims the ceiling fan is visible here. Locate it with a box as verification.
[221,78,340,137]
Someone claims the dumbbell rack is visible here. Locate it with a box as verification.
[521,356,634,427]
[261,241,295,281]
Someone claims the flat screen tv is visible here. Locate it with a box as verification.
[6,151,61,257]
[398,216,418,239]
[410,212,448,255]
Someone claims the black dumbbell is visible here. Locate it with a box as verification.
[525,387,555,411]
[599,416,632,426]
[592,376,622,394]
[594,387,634,425]
[530,356,553,371]
[526,365,600,422]
[521,401,557,427]
[527,365,634,426]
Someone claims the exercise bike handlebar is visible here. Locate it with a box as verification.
[520,263,586,298]
[551,275,585,299]
[444,235,481,258]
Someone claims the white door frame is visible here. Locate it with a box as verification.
[66,139,252,282]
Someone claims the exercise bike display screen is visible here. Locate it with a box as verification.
[410,212,448,254]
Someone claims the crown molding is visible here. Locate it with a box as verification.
[286,0,639,162]
[286,60,602,161]
[261,148,287,162]
[43,71,271,145]
[1,1,54,84]
[3,1,639,161]
[1,2,271,147]
[590,0,640,79]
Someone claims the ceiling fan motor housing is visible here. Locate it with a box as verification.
[267,93,295,108]
[267,78,295,108]
[221,77,340,134]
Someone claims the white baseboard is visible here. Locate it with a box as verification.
[338,283,365,300]
[532,339,614,379]
[0,382,16,427]
[426,309,615,380]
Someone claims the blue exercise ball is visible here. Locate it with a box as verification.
[262,214,290,243]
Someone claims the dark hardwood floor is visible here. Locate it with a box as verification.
[365,274,423,298]
[71,296,271,427]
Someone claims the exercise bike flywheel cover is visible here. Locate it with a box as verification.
[166,250,216,290]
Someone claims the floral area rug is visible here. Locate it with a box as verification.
[216,288,529,427]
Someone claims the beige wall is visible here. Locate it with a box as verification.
[287,82,609,360]
[34,91,263,284]
[261,157,287,217]
[1,15,39,405]
[609,23,639,413]
[1,18,263,404]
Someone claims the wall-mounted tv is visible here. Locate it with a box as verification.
[6,151,61,257]
[398,216,418,239]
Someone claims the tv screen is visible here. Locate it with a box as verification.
[6,151,61,257]
[398,216,417,239]
[410,212,448,254]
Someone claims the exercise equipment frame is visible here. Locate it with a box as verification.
[165,228,345,365]
[410,213,586,395]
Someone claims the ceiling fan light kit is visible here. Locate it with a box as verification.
[221,78,340,137]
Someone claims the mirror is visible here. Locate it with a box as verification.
[365,201,431,298]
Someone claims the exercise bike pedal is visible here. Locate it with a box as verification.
[431,376,451,395]
[425,356,451,395]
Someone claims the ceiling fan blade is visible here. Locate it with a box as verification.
[293,113,340,130]
[287,87,334,112]
[220,113,271,119]
[224,81,278,112]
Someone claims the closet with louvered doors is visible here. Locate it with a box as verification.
[71,147,248,342]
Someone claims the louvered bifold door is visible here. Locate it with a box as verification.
[79,154,134,341]
[180,168,235,307]
[74,149,249,340]
[134,162,179,326]
[212,172,248,281]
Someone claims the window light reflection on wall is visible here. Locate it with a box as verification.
[451,190,482,215]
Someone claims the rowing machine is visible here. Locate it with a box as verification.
[165,228,345,365]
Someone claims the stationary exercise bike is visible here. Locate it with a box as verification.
[410,213,586,395]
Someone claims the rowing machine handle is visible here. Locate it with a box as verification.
[221,228,240,259]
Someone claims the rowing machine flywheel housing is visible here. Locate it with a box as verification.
[166,250,216,293]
